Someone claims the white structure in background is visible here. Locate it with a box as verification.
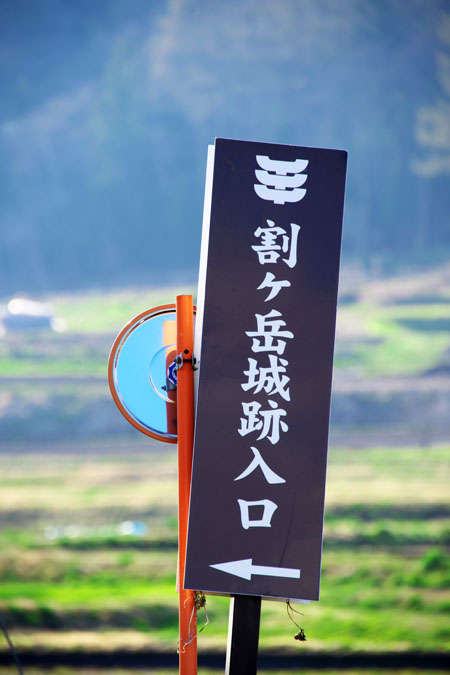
[0,297,66,335]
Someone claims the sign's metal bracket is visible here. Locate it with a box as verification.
[175,352,198,372]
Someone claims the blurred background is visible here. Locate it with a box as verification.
[0,0,449,673]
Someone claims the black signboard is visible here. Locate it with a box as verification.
[185,138,347,601]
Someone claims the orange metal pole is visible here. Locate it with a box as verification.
[176,295,197,674]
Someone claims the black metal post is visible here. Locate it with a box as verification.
[225,595,262,675]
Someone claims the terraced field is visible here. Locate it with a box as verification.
[0,440,448,672]
[0,268,449,672]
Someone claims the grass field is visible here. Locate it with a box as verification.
[0,441,448,666]
[0,269,449,672]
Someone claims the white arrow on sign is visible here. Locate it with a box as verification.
[210,558,301,581]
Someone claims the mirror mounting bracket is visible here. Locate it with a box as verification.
[175,353,198,371]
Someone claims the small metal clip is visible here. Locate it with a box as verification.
[174,353,184,371]
[174,352,198,371]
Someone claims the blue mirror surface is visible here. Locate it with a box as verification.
[111,309,177,441]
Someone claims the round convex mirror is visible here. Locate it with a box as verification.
[108,304,193,443]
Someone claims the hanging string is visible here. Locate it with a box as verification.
[286,600,307,641]
[178,591,209,653]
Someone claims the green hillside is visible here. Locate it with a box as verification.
[1,0,449,294]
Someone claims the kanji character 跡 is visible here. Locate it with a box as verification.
[238,399,288,445]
